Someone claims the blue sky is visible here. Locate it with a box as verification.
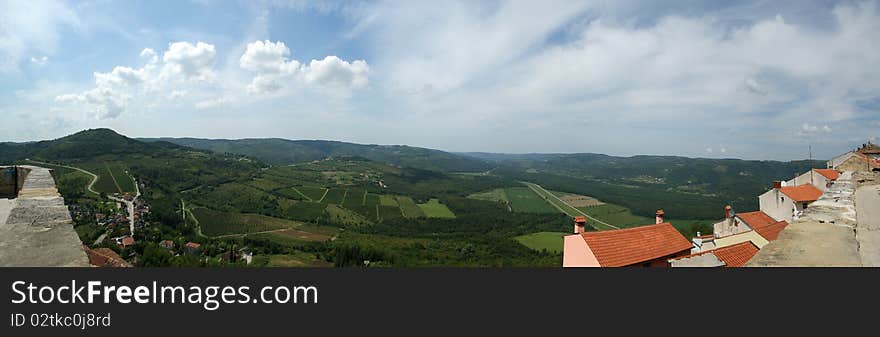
[1,0,878,161]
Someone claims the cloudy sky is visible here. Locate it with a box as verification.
[1,0,878,160]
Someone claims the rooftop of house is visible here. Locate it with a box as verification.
[670,241,759,267]
[83,245,132,267]
[578,222,692,267]
[736,211,776,230]
[753,220,789,241]
[186,242,201,249]
[814,169,840,181]
[779,184,823,202]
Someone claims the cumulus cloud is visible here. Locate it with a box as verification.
[303,56,369,88]
[161,41,216,81]
[239,40,369,94]
[0,0,81,73]
[54,41,218,119]
[195,97,232,110]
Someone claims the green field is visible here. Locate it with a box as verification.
[365,194,380,207]
[580,204,713,236]
[417,199,456,218]
[396,196,425,218]
[250,253,333,267]
[296,186,327,201]
[523,182,582,217]
[321,188,347,204]
[192,208,303,236]
[467,188,509,203]
[343,189,367,207]
[378,194,399,206]
[377,205,403,221]
[504,187,558,213]
[514,232,567,253]
[280,201,328,222]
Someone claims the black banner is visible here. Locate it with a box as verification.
[1,268,877,335]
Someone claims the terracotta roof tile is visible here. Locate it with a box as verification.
[580,223,692,267]
[779,184,823,202]
[736,211,776,230]
[712,241,759,267]
[813,169,840,181]
[754,220,789,241]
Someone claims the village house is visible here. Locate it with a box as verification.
[185,242,201,255]
[563,211,693,267]
[784,168,840,192]
[159,240,175,250]
[759,182,823,222]
[669,241,760,267]
[82,245,132,267]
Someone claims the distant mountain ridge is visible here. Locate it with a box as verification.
[140,137,493,172]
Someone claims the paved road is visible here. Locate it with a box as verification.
[856,185,880,266]
[26,159,139,236]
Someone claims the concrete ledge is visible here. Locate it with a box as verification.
[0,165,89,267]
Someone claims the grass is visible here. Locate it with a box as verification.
[192,207,302,237]
[504,187,558,213]
[325,204,371,226]
[523,182,582,217]
[417,199,456,218]
[365,194,380,207]
[251,253,333,268]
[280,201,328,222]
[467,188,509,203]
[377,205,403,221]
[378,194,399,206]
[396,196,425,218]
[579,204,714,236]
[296,186,327,201]
[321,188,347,204]
[514,232,567,253]
[105,163,136,193]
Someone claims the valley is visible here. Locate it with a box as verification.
[0,129,825,267]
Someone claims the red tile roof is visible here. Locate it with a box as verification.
[574,216,587,223]
[736,211,776,230]
[580,223,692,267]
[814,169,840,181]
[186,242,201,249]
[754,221,789,241]
[779,184,823,202]
[83,245,132,267]
[712,242,759,267]
[121,237,135,246]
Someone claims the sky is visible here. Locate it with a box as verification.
[1,0,878,161]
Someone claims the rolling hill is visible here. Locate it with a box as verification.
[140,137,492,172]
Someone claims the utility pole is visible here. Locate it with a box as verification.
[809,145,813,185]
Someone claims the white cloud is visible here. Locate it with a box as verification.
[303,56,369,88]
[161,41,216,81]
[239,40,369,94]
[0,0,82,73]
[140,48,158,63]
[29,56,49,65]
[54,41,219,119]
[239,40,300,74]
[705,147,713,153]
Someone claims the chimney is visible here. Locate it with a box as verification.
[724,205,732,219]
[692,231,703,250]
[655,209,665,224]
[573,216,587,234]
[773,181,782,189]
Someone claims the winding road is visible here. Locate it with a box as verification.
[25,159,140,236]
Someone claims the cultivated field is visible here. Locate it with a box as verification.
[396,196,425,218]
[505,187,558,213]
[514,232,567,253]
[296,186,328,201]
[467,188,509,203]
[321,188,347,204]
[192,207,303,236]
[553,191,604,207]
[417,199,456,218]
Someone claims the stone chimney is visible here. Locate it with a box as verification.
[773,181,782,189]
[655,209,665,224]
[724,205,732,219]
[573,216,587,234]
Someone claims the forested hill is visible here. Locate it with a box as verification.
[140,137,492,172]
[0,128,188,162]
[461,152,825,219]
